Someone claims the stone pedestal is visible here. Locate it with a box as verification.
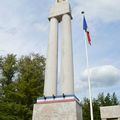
[32,98,82,120]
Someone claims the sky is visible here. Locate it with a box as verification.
[0,0,120,100]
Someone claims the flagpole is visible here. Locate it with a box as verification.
[82,11,94,120]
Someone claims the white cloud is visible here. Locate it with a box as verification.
[75,65,120,94]
[84,65,120,86]
[72,0,120,23]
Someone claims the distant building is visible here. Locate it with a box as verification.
[100,105,120,120]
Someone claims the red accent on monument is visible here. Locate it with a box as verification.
[37,99,75,104]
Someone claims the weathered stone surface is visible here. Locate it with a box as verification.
[32,101,82,120]
[100,105,120,119]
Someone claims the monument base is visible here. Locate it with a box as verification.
[32,95,83,120]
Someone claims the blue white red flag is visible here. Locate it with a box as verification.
[83,16,91,45]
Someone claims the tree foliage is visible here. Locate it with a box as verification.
[0,54,45,120]
[82,92,119,120]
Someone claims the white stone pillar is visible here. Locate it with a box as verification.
[61,14,74,95]
[44,17,58,96]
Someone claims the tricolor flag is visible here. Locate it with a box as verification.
[83,16,91,45]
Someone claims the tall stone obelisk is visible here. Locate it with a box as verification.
[44,0,74,96]
[32,0,83,120]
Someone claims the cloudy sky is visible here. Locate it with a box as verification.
[0,0,120,100]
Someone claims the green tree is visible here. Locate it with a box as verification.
[0,54,17,86]
[0,54,17,102]
[17,54,45,109]
[104,93,112,106]
[111,92,119,105]
[82,98,90,120]
[0,54,45,120]
[97,93,105,105]
[93,99,100,120]
[82,92,119,120]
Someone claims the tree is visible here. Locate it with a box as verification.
[82,98,101,120]
[82,92,119,120]
[0,54,17,86]
[0,54,17,103]
[93,99,101,120]
[97,93,105,106]
[17,54,45,109]
[104,93,112,106]
[111,92,119,105]
[0,102,31,120]
[82,98,90,120]
[0,53,45,120]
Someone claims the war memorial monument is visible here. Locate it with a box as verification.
[32,0,83,120]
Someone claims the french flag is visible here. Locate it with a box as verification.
[83,16,91,45]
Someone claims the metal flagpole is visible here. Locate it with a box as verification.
[84,31,94,120]
[82,11,94,120]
